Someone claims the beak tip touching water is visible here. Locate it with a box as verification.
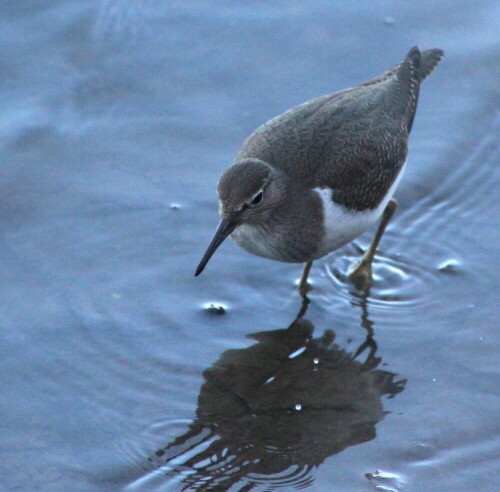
[194,218,236,277]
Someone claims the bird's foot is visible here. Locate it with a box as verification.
[347,257,372,291]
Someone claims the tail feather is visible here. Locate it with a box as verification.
[419,48,444,82]
[396,46,421,132]
[395,46,443,132]
[358,46,443,89]
[399,46,444,83]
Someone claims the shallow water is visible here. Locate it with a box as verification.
[1,1,499,491]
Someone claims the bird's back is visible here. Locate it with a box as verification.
[236,47,443,210]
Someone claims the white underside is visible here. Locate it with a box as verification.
[313,163,405,258]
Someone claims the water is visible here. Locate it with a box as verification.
[1,1,499,491]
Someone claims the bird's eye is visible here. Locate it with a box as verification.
[251,190,263,206]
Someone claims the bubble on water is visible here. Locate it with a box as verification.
[437,259,460,274]
[203,303,226,315]
[365,469,405,489]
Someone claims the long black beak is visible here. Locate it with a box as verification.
[195,218,237,276]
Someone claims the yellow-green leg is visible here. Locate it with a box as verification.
[348,199,398,290]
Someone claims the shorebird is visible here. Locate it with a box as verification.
[195,46,443,293]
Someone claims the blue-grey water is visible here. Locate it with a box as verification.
[1,1,499,491]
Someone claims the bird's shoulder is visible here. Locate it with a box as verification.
[237,79,407,181]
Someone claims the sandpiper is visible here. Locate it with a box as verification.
[195,47,443,292]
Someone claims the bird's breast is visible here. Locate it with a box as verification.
[230,223,296,262]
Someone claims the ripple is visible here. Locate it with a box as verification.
[325,246,441,309]
[118,419,195,470]
[248,464,314,490]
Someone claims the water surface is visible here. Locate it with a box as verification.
[1,1,499,491]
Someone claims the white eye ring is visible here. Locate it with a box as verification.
[250,189,264,206]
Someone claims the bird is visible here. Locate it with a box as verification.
[195,46,443,293]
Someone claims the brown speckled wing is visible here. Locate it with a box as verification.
[237,48,441,211]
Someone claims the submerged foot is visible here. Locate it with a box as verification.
[347,257,372,291]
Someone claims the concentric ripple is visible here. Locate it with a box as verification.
[247,464,315,490]
[325,244,443,310]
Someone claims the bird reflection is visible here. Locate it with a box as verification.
[139,294,405,491]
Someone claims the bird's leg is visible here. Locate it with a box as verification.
[348,199,398,290]
[298,261,313,295]
[295,292,311,319]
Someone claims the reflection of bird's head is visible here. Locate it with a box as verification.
[142,317,406,491]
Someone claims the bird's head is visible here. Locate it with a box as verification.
[195,158,284,276]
